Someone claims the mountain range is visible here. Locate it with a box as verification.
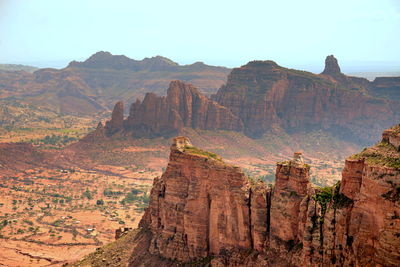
[0,52,230,116]
[95,55,400,146]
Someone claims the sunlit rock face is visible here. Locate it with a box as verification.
[134,127,400,266]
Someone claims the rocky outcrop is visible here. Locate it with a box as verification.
[215,56,400,144]
[136,126,400,266]
[382,125,400,149]
[106,101,124,134]
[101,81,243,138]
[270,153,310,247]
[73,126,400,266]
[139,137,256,261]
[81,55,400,146]
[321,55,341,76]
[296,125,400,266]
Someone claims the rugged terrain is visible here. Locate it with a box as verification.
[1,54,399,266]
[71,125,400,266]
[96,55,400,146]
[214,55,400,143]
[0,52,230,116]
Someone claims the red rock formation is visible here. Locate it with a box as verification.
[136,127,400,266]
[74,127,400,266]
[297,125,400,266]
[140,136,254,261]
[105,101,124,134]
[382,125,400,149]
[321,55,341,75]
[215,56,400,143]
[270,153,311,249]
[105,81,243,137]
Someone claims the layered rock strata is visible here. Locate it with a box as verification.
[136,127,400,266]
[214,55,400,143]
[73,131,400,266]
[101,81,243,138]
[139,136,259,261]
[85,55,400,145]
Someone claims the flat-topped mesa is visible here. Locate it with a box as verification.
[321,55,341,76]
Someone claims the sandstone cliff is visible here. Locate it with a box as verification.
[140,137,254,261]
[143,127,400,266]
[100,81,243,138]
[72,126,400,266]
[84,55,400,146]
[214,55,400,144]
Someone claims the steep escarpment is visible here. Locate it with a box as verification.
[72,126,400,266]
[215,55,400,144]
[95,81,243,138]
[82,55,400,146]
[139,137,255,261]
[298,124,400,266]
[370,77,400,99]
[141,127,400,266]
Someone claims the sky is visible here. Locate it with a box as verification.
[0,0,399,72]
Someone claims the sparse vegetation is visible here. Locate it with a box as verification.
[351,141,400,169]
[313,182,353,216]
[183,145,222,161]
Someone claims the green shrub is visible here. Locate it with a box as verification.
[183,146,222,161]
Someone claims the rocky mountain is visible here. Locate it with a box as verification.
[0,52,230,115]
[72,125,400,266]
[96,55,400,145]
[214,55,400,144]
[89,80,242,138]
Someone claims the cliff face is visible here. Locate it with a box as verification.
[135,126,400,266]
[298,126,400,266]
[73,126,400,266]
[214,56,400,144]
[101,81,243,138]
[86,55,400,146]
[371,77,400,99]
[139,137,262,261]
[269,153,311,249]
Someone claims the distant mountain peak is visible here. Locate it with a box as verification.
[245,60,280,69]
[322,55,341,75]
[67,52,180,71]
[142,55,178,66]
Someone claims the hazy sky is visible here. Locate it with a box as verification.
[0,0,399,72]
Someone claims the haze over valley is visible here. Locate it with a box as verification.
[0,0,399,266]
